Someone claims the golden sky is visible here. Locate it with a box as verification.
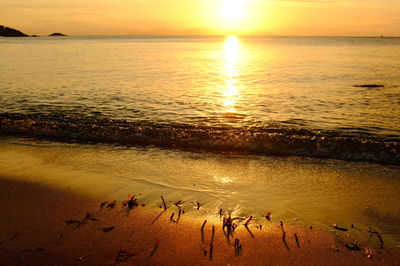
[1,0,400,36]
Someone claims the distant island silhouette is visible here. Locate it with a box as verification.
[1,25,68,37]
[0,25,28,37]
[49,32,67,36]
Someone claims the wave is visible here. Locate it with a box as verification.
[1,113,399,165]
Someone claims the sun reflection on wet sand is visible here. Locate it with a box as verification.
[222,36,242,114]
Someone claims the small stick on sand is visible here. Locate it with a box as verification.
[201,220,207,242]
[209,225,215,261]
[76,254,91,262]
[201,220,207,231]
[103,226,114,233]
[161,196,167,210]
[294,233,300,248]
[115,249,136,264]
[107,200,116,209]
[177,209,182,223]
[21,247,45,253]
[377,233,384,246]
[265,212,271,221]
[197,202,200,210]
[244,216,252,227]
[65,219,81,225]
[149,238,159,258]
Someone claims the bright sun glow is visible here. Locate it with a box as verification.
[219,0,246,23]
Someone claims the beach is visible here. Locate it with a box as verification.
[1,177,399,265]
[1,35,400,265]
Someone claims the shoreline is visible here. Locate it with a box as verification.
[1,177,398,265]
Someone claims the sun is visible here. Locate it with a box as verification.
[219,0,246,23]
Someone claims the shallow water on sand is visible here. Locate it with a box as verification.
[1,138,399,247]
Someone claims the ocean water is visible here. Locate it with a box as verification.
[1,36,399,164]
[1,36,400,246]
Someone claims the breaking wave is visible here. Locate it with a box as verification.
[1,113,399,165]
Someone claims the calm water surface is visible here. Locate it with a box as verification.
[1,36,400,137]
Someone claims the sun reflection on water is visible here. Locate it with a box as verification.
[222,36,241,114]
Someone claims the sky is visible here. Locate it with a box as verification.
[1,0,400,36]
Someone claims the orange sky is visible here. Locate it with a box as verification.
[1,0,400,36]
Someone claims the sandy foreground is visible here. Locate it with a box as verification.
[0,177,399,266]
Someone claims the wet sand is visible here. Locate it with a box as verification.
[0,177,399,265]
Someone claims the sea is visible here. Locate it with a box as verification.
[0,36,399,246]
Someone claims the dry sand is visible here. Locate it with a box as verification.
[0,177,399,265]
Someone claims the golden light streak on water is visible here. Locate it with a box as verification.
[222,36,242,114]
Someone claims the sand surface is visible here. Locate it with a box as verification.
[0,177,399,265]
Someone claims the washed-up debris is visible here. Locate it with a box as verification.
[244,216,252,227]
[176,209,182,222]
[203,246,208,257]
[175,200,182,208]
[197,202,200,210]
[265,212,271,221]
[65,220,81,225]
[161,196,167,210]
[377,234,384,246]
[294,233,300,248]
[223,216,239,236]
[149,238,159,258]
[103,226,114,233]
[282,231,290,251]
[219,209,223,216]
[81,212,99,226]
[127,195,139,209]
[85,213,99,221]
[245,224,255,238]
[201,220,207,231]
[368,227,384,247]
[345,241,360,251]
[76,254,91,262]
[170,213,176,223]
[65,213,98,229]
[234,238,242,256]
[21,247,45,253]
[100,201,108,209]
[365,247,373,259]
[115,248,136,263]
[201,220,207,242]
[332,224,348,232]
[209,225,215,261]
[107,200,116,209]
